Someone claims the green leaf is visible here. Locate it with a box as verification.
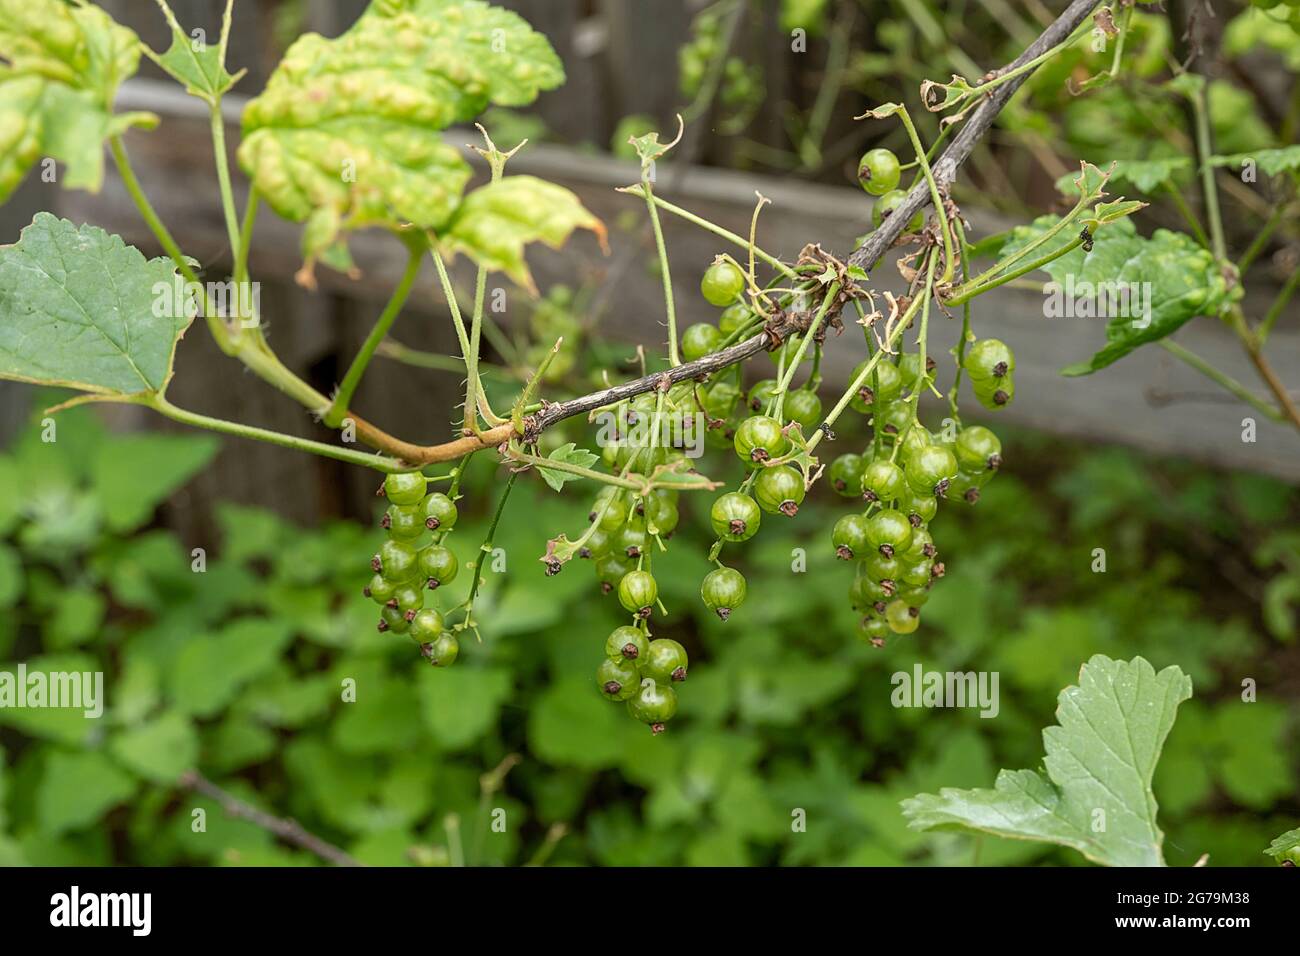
[440,176,606,294]
[237,0,563,273]
[999,216,1234,375]
[0,0,150,202]
[1209,145,1300,177]
[0,214,196,396]
[90,433,219,532]
[418,665,513,750]
[109,710,198,784]
[534,442,600,493]
[0,542,22,609]
[44,588,106,649]
[1264,827,1300,864]
[1109,157,1191,193]
[37,749,137,834]
[143,0,242,105]
[167,618,295,718]
[528,677,631,769]
[901,655,1192,867]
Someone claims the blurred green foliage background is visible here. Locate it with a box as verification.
[0,394,1295,867]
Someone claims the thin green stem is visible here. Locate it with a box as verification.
[1157,339,1283,422]
[948,235,1085,305]
[619,186,797,279]
[1259,264,1300,345]
[459,472,518,620]
[513,338,563,434]
[776,282,839,397]
[1190,84,1228,261]
[234,187,259,288]
[641,174,681,366]
[1237,201,1288,274]
[325,245,423,427]
[1165,183,1210,250]
[377,340,511,379]
[896,106,955,283]
[144,394,404,471]
[209,106,243,269]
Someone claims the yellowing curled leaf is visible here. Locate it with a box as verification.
[0,0,151,201]
[440,176,607,294]
[238,0,564,275]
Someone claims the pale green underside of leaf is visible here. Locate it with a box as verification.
[1109,156,1191,193]
[1264,827,1300,862]
[1210,145,1300,177]
[999,216,1230,376]
[901,655,1192,867]
[239,0,563,262]
[536,442,599,492]
[0,0,146,203]
[0,213,193,395]
[440,176,607,292]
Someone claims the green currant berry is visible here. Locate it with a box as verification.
[850,572,892,609]
[408,607,444,642]
[897,583,931,608]
[701,380,741,421]
[849,359,902,412]
[418,545,459,589]
[866,509,914,557]
[384,504,425,539]
[701,566,746,621]
[829,453,864,497]
[710,491,761,542]
[596,494,629,531]
[423,492,458,531]
[897,422,933,465]
[378,604,410,634]
[375,539,420,583]
[872,401,914,441]
[905,444,959,497]
[718,303,750,334]
[858,615,890,644]
[862,548,901,587]
[906,493,938,525]
[391,583,424,615]
[642,496,679,536]
[606,625,649,662]
[954,425,1002,473]
[872,189,923,232]
[898,352,936,391]
[903,526,935,561]
[885,598,920,634]
[365,574,396,605]
[618,522,649,559]
[595,553,635,593]
[747,378,780,413]
[899,555,934,588]
[598,657,640,701]
[754,464,806,516]
[618,569,658,618]
[627,678,677,732]
[860,458,907,504]
[858,147,901,196]
[642,637,689,683]
[832,512,871,560]
[963,339,1015,382]
[701,258,745,306]
[783,389,822,434]
[422,631,459,666]
[682,322,723,362]
[384,472,428,505]
[388,474,431,507]
[734,415,789,465]
[973,374,1014,410]
[580,527,613,560]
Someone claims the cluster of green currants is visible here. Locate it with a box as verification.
[858,147,924,234]
[678,7,761,115]
[596,623,689,736]
[363,472,461,665]
[828,347,1010,644]
[962,337,1016,410]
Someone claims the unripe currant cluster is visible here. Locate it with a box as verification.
[828,344,1011,645]
[678,6,760,119]
[363,472,462,665]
